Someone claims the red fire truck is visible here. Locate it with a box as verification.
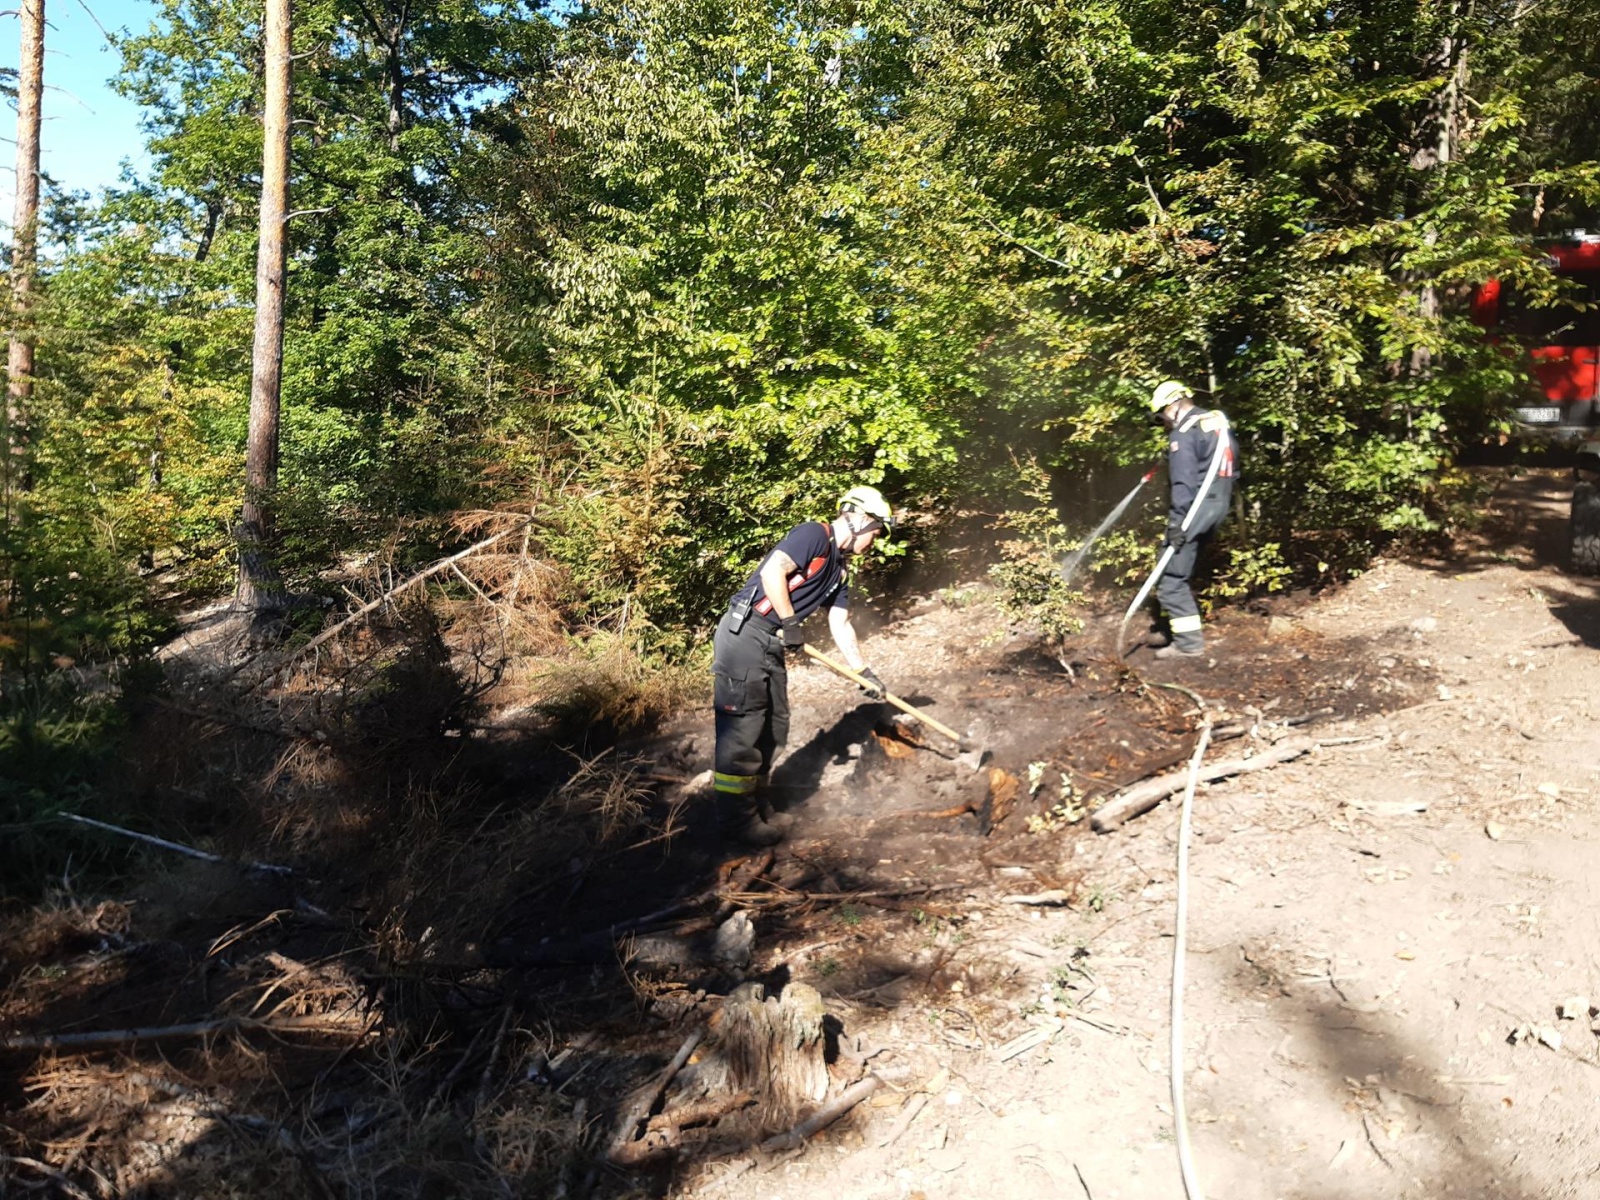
[1472,235,1600,571]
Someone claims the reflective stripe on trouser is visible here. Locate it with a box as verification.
[712,611,790,790]
[1156,491,1228,650]
[713,772,773,796]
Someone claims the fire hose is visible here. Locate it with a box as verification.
[1158,678,1213,1200]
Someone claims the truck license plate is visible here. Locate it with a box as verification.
[1516,405,1561,423]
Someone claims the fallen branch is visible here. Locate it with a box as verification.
[150,694,310,739]
[609,1027,705,1159]
[994,1019,1063,1062]
[883,769,1012,834]
[240,519,533,690]
[474,1006,515,1111]
[0,1154,95,1200]
[758,1074,882,1154]
[771,883,969,904]
[1001,890,1075,907]
[1361,1112,1395,1170]
[60,813,295,876]
[721,882,966,921]
[1063,1011,1131,1037]
[1376,696,1457,722]
[890,802,975,820]
[1283,706,1335,727]
[877,1092,928,1147]
[0,1012,369,1052]
[645,1090,756,1134]
[1090,737,1316,833]
[1318,733,1390,748]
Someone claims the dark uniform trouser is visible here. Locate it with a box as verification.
[1156,488,1230,651]
[712,611,789,798]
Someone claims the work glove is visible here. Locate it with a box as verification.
[780,616,806,662]
[1163,524,1188,551]
[857,667,886,700]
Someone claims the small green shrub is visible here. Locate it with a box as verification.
[1089,526,1163,587]
[937,585,979,609]
[988,460,1087,646]
[1207,542,1294,600]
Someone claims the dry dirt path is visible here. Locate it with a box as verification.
[689,471,1600,1200]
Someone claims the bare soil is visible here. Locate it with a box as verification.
[5,468,1600,1199]
[715,468,1600,1200]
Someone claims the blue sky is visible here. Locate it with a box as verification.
[0,0,156,214]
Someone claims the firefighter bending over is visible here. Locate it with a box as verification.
[712,487,895,845]
[1149,380,1238,659]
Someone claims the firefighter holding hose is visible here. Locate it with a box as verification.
[1148,381,1237,659]
[710,487,896,844]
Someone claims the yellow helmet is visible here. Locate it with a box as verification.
[839,485,896,538]
[1150,380,1194,412]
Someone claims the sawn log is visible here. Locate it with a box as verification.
[1090,736,1315,833]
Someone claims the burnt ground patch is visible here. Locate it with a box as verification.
[0,570,1448,1199]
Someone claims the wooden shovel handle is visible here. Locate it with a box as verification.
[801,645,966,745]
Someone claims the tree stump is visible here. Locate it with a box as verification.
[705,981,829,1130]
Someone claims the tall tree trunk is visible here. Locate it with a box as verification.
[1413,3,1470,378]
[236,0,292,612]
[6,0,44,512]
[386,38,405,153]
[350,0,408,152]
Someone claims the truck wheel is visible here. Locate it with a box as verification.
[1571,481,1600,575]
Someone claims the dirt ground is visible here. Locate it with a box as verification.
[697,468,1600,1200]
[5,468,1600,1199]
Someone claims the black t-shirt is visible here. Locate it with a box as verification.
[730,520,850,624]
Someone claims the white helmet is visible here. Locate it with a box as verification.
[1150,380,1193,412]
[839,485,896,539]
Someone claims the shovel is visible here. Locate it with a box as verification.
[801,645,987,771]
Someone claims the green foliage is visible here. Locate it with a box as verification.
[1207,542,1295,602]
[1082,884,1116,914]
[987,459,1088,645]
[9,0,1600,673]
[0,670,134,897]
[1089,526,1165,588]
[936,585,980,610]
[498,0,972,628]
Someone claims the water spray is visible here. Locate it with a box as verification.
[1057,467,1159,588]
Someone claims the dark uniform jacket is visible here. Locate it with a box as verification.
[1167,406,1238,535]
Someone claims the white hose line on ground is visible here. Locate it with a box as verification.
[1171,716,1213,1200]
[1149,678,1210,1199]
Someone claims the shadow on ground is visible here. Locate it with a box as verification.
[0,535,1517,1200]
[1219,938,1560,1200]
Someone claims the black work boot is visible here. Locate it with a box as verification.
[752,789,796,833]
[715,792,787,846]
